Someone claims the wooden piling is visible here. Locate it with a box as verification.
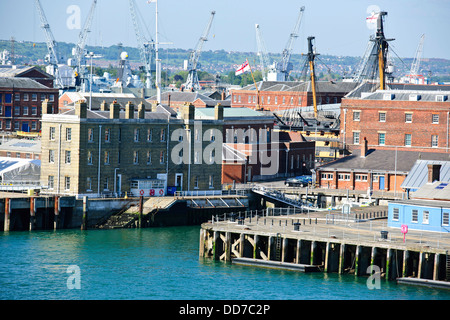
[4,198,10,232]
[54,196,60,230]
[29,197,36,231]
[81,196,88,230]
[138,196,143,228]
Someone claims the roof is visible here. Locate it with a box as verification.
[411,181,450,201]
[0,77,52,90]
[194,107,272,120]
[390,198,450,209]
[59,107,176,121]
[61,91,152,110]
[401,160,450,190]
[0,156,40,182]
[358,89,450,102]
[240,80,358,93]
[0,139,41,153]
[317,149,450,174]
[0,65,53,79]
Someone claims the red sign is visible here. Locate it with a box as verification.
[401,224,408,243]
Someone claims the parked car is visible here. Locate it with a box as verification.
[285,175,312,187]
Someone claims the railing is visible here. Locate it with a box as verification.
[174,189,247,197]
[0,181,41,191]
[325,210,388,224]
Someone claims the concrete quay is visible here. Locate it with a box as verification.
[200,208,450,286]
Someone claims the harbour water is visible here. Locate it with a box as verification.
[1,226,449,301]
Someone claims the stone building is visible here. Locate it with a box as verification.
[40,100,223,197]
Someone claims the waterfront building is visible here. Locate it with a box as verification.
[315,138,449,192]
[0,138,41,160]
[388,164,450,233]
[0,65,55,88]
[40,100,223,197]
[341,87,450,154]
[401,160,450,196]
[0,77,59,133]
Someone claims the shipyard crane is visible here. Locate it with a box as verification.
[129,0,155,89]
[183,11,216,91]
[276,6,305,81]
[408,34,425,81]
[72,0,97,86]
[34,0,64,88]
[255,24,275,81]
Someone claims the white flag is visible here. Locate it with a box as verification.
[235,60,250,76]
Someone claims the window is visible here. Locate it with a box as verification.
[49,94,54,102]
[353,132,360,144]
[31,121,36,130]
[64,176,71,191]
[392,208,399,221]
[87,151,93,165]
[49,150,55,163]
[134,128,140,142]
[423,211,429,224]
[275,97,278,104]
[49,127,56,140]
[65,150,71,164]
[405,113,412,123]
[412,209,418,223]
[160,151,165,164]
[23,94,29,101]
[40,94,46,101]
[86,177,92,191]
[88,128,94,142]
[23,106,28,115]
[338,174,350,181]
[378,133,385,146]
[160,128,166,142]
[147,129,153,142]
[14,106,20,116]
[443,212,449,226]
[66,128,72,141]
[194,176,199,189]
[320,173,333,180]
[133,151,139,164]
[432,114,439,124]
[146,151,152,164]
[104,128,110,142]
[14,122,19,131]
[31,106,37,115]
[104,178,109,191]
[5,120,10,130]
[404,134,411,147]
[14,93,20,101]
[194,151,200,164]
[32,94,37,101]
[355,174,368,181]
[379,112,386,122]
[209,175,214,189]
[104,151,110,165]
[431,135,438,148]
[353,111,360,121]
[48,176,54,189]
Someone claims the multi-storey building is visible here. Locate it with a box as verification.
[40,100,223,197]
[0,78,59,133]
[341,89,450,154]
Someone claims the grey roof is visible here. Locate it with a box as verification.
[410,181,450,201]
[0,65,53,79]
[241,80,358,93]
[60,107,176,121]
[0,139,41,153]
[0,77,51,90]
[359,89,450,102]
[401,160,450,189]
[318,149,450,174]
[390,198,450,209]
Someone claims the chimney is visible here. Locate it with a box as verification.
[214,103,223,120]
[41,99,53,115]
[152,103,158,113]
[75,100,87,118]
[110,100,120,119]
[182,102,195,120]
[125,101,134,119]
[427,164,441,183]
[360,137,368,158]
[100,100,108,111]
[137,102,145,119]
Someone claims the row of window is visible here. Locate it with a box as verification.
[47,174,216,192]
[353,111,441,124]
[0,105,41,116]
[352,131,440,147]
[392,208,449,226]
[0,120,38,131]
[320,173,368,181]
[0,93,55,103]
[233,94,339,105]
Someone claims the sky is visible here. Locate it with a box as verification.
[1,0,449,59]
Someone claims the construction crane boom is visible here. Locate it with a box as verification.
[410,34,425,77]
[129,0,154,89]
[184,11,215,91]
[255,24,274,81]
[277,6,305,80]
[73,0,97,75]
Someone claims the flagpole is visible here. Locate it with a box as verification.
[155,0,161,104]
[246,59,260,110]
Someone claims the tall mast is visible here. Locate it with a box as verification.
[155,0,161,104]
[307,36,318,118]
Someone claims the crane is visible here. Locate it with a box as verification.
[183,11,216,91]
[129,0,155,89]
[276,6,305,81]
[409,34,425,78]
[34,0,64,88]
[72,0,97,86]
[255,24,275,81]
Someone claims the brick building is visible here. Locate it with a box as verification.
[231,80,357,112]
[0,77,59,133]
[148,91,229,114]
[0,65,55,88]
[315,138,450,192]
[341,89,450,154]
[40,100,223,197]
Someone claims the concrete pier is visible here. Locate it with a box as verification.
[200,209,450,286]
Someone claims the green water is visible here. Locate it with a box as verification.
[0,226,449,300]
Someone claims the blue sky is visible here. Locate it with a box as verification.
[1,0,449,59]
